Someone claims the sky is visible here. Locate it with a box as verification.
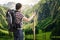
[0,0,40,5]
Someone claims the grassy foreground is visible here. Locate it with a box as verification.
[0,30,51,40]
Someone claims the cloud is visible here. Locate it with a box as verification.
[0,0,40,5]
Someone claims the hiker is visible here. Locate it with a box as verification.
[6,3,36,40]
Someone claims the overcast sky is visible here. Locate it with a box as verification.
[0,0,40,5]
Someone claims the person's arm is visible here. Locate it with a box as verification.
[23,13,36,22]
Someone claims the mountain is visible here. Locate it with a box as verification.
[3,2,33,11]
[3,2,15,9]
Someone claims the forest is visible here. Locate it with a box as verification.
[0,0,60,40]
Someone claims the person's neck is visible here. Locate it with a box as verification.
[17,9,21,11]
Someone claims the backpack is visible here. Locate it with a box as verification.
[6,9,16,32]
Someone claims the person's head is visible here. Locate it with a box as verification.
[15,3,22,10]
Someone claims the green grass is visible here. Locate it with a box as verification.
[0,36,13,40]
[25,30,51,40]
[0,30,51,40]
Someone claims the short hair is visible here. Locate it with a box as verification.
[15,3,22,10]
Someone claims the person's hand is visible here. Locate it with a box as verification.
[33,12,36,17]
